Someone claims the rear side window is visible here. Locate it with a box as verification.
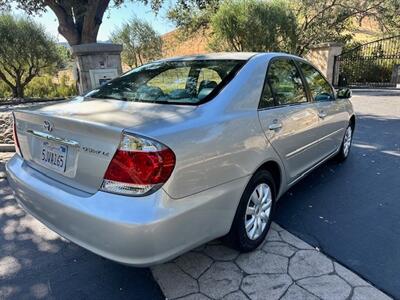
[260,59,307,108]
[259,81,275,108]
[298,61,335,101]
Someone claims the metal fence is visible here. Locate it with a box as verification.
[334,35,400,88]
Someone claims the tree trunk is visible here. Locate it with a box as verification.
[13,79,24,99]
[58,25,81,46]
[49,0,111,46]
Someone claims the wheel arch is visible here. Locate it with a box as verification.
[254,160,283,198]
[349,115,356,130]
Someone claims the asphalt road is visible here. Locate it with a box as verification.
[0,158,163,299]
[275,90,400,298]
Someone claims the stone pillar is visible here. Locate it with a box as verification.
[391,64,400,88]
[305,42,343,85]
[71,43,123,94]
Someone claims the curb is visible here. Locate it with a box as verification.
[0,144,15,152]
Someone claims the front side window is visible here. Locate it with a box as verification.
[298,61,335,101]
[260,59,307,108]
[86,60,244,105]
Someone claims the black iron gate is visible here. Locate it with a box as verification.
[334,35,400,87]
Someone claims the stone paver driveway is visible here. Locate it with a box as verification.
[151,223,392,300]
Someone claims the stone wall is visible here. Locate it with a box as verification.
[0,112,13,144]
[71,43,123,94]
[305,43,343,85]
[0,100,66,145]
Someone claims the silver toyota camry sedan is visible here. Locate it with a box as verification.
[7,52,355,266]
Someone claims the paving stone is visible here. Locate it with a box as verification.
[175,252,213,279]
[236,250,288,274]
[279,230,313,250]
[334,262,369,287]
[281,284,319,300]
[241,274,292,300]
[265,228,282,242]
[270,222,284,232]
[289,250,333,280]
[203,245,239,261]
[222,290,248,300]
[151,263,198,299]
[198,262,242,299]
[179,293,210,300]
[297,274,351,300]
[352,286,392,300]
[263,241,297,257]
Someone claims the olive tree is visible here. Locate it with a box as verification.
[290,0,391,55]
[0,14,63,98]
[111,17,162,68]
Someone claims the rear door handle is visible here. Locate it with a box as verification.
[318,111,327,119]
[268,122,282,130]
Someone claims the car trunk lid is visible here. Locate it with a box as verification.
[14,98,196,194]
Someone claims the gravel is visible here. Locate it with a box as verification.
[0,99,67,144]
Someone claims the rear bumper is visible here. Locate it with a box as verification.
[6,154,248,266]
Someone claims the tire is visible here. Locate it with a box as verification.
[224,170,276,252]
[335,123,353,162]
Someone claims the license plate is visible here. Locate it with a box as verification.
[39,141,68,173]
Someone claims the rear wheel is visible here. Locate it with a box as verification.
[335,124,353,162]
[224,170,276,252]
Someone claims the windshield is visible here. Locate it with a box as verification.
[86,60,245,105]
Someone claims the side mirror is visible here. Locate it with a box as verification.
[336,88,352,99]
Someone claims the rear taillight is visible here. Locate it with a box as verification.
[12,113,22,156]
[101,132,176,196]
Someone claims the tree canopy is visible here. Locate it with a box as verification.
[0,14,63,98]
[111,17,163,68]
[167,0,400,55]
[0,0,165,46]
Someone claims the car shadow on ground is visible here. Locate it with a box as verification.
[274,113,400,298]
[0,175,163,300]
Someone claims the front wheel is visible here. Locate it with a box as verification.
[335,124,353,162]
[224,170,275,252]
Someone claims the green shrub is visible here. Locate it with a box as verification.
[0,74,77,99]
[341,58,399,85]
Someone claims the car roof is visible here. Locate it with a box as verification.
[157,52,303,62]
[158,52,257,61]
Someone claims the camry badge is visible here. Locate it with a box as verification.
[43,120,54,132]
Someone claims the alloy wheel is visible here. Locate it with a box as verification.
[343,126,352,157]
[245,183,273,240]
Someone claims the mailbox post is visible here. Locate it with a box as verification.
[71,43,123,94]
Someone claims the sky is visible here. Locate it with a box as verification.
[17,1,176,43]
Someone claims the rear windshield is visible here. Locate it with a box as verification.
[86,60,245,105]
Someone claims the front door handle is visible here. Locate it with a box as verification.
[318,111,327,119]
[268,122,282,130]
